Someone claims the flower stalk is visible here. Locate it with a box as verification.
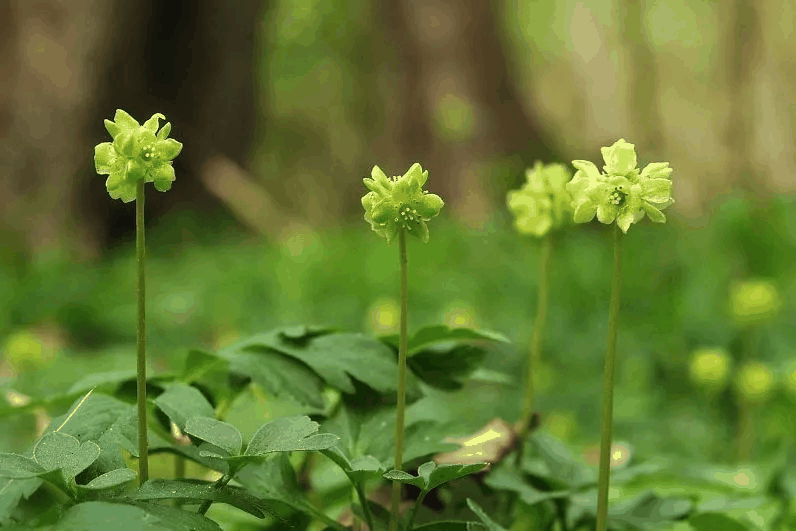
[361,162,443,531]
[515,230,552,463]
[596,223,623,531]
[94,109,182,485]
[135,180,148,484]
[390,228,409,531]
[562,139,673,531]
[505,161,572,464]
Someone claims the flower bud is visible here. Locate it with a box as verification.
[734,361,774,403]
[689,347,732,390]
[730,279,780,326]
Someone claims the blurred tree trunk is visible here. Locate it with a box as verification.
[0,0,265,265]
[373,0,562,228]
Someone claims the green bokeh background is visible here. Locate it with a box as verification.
[1,1,795,528]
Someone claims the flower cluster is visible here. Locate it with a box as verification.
[506,161,573,237]
[94,109,183,202]
[566,139,673,233]
[361,163,444,243]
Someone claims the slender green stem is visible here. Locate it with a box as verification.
[390,228,409,531]
[596,224,623,531]
[736,400,755,462]
[197,473,232,515]
[174,453,185,479]
[403,491,427,531]
[515,231,552,466]
[135,180,149,485]
[354,482,375,531]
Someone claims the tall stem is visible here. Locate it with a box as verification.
[596,224,623,531]
[516,231,552,465]
[135,180,149,485]
[390,229,409,531]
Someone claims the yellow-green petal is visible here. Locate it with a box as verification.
[601,138,637,175]
[94,143,117,174]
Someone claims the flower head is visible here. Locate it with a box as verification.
[506,161,572,237]
[566,139,673,233]
[734,361,774,404]
[361,163,444,243]
[730,279,781,326]
[689,347,732,391]
[94,109,183,202]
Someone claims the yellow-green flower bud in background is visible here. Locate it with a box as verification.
[367,297,401,334]
[566,138,674,233]
[362,163,444,243]
[442,300,478,329]
[688,347,732,391]
[734,361,774,404]
[544,410,578,442]
[506,161,573,237]
[730,279,781,326]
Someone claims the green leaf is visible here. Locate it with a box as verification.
[54,501,173,530]
[77,468,137,491]
[222,347,326,409]
[381,325,510,356]
[689,512,750,531]
[0,454,47,479]
[244,415,339,456]
[33,431,101,481]
[0,476,41,523]
[531,432,595,488]
[55,499,222,530]
[383,461,487,494]
[153,383,215,431]
[423,461,488,491]
[124,501,222,531]
[382,469,424,488]
[233,453,326,524]
[607,491,693,529]
[465,498,508,531]
[68,370,137,395]
[484,464,571,506]
[44,392,165,478]
[320,447,384,485]
[185,417,242,456]
[412,522,487,530]
[181,349,228,384]
[407,344,487,391]
[125,479,267,519]
[221,328,402,396]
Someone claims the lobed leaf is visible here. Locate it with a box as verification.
[153,383,215,432]
[124,478,267,519]
[244,415,339,456]
[185,416,242,456]
[77,467,137,491]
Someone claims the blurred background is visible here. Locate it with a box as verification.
[1,0,796,504]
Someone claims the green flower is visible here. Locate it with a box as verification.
[566,139,673,233]
[506,161,573,237]
[361,163,444,243]
[734,361,774,404]
[730,279,781,325]
[94,109,183,202]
